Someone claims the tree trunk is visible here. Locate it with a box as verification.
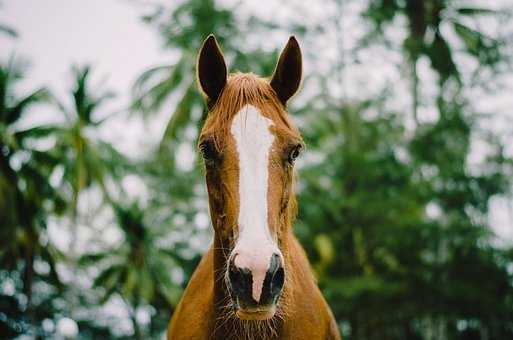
[131,304,143,340]
[411,59,419,125]
[22,241,35,305]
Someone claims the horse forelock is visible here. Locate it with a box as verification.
[200,72,298,147]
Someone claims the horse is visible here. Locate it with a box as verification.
[167,35,340,340]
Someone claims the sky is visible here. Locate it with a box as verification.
[0,0,176,155]
[0,0,167,100]
[1,0,512,242]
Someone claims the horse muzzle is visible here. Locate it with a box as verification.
[227,252,285,320]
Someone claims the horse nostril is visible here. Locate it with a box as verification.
[268,254,284,298]
[270,267,285,299]
[228,259,252,300]
[256,253,285,305]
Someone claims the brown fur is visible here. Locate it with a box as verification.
[167,48,340,340]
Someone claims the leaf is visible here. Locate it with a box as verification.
[69,65,114,124]
[427,32,460,84]
[122,267,138,299]
[0,24,17,38]
[313,233,335,277]
[456,7,498,16]
[93,264,123,291]
[5,88,49,124]
[454,22,481,52]
[39,243,64,289]
[133,65,174,89]
[131,59,186,116]
[453,22,501,65]
[159,84,198,145]
[139,268,155,302]
[159,283,182,306]
[14,125,61,142]
[78,252,111,266]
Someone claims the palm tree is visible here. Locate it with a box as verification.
[80,202,183,339]
[53,66,124,209]
[51,65,128,321]
[0,58,62,307]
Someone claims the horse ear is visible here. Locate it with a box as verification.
[270,36,302,105]
[197,34,228,102]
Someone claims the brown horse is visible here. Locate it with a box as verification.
[167,35,340,340]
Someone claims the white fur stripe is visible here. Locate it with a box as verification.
[231,104,279,302]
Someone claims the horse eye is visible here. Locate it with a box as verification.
[200,140,217,161]
[288,145,302,164]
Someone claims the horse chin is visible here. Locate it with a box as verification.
[235,305,276,320]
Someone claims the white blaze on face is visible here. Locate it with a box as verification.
[230,104,281,303]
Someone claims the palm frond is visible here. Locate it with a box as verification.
[13,124,61,143]
[131,59,187,116]
[456,7,499,16]
[453,22,502,66]
[5,88,50,125]
[78,252,112,266]
[159,83,199,146]
[0,24,17,38]
[70,65,115,124]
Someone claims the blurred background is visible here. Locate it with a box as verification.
[1,0,513,339]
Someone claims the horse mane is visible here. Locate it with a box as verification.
[200,72,297,148]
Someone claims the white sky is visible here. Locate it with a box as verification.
[0,0,175,154]
[1,0,512,244]
[0,0,167,99]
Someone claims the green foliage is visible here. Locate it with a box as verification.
[84,202,182,305]
[364,0,507,85]
[0,58,65,337]
[52,65,125,204]
[297,96,513,338]
[296,2,513,338]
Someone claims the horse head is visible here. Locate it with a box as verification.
[197,35,303,321]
